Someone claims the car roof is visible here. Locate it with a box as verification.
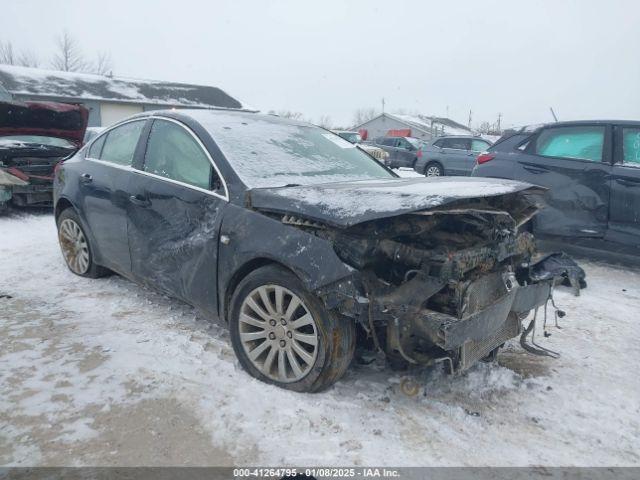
[121,108,312,128]
[519,120,640,132]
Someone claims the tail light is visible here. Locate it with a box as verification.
[416,149,422,159]
[476,153,495,164]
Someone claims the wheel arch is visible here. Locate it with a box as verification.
[424,160,444,175]
[54,196,76,222]
[221,257,299,323]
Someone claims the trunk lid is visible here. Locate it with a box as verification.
[249,177,544,227]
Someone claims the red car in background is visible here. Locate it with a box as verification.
[0,101,88,210]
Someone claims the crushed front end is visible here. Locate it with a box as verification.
[313,193,579,373]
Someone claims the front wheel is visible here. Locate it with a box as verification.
[229,265,355,392]
[425,162,444,177]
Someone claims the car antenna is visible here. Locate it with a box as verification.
[549,107,559,122]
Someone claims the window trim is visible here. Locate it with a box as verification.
[140,117,229,200]
[85,118,147,168]
[84,116,230,202]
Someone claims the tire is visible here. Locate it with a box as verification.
[229,265,355,392]
[56,208,109,278]
[424,162,444,177]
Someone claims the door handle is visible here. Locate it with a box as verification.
[80,173,93,183]
[129,194,151,207]
[522,165,548,174]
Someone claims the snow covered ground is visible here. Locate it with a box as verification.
[1,212,639,467]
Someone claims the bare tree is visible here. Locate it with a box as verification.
[0,40,39,67]
[277,110,305,120]
[316,115,332,129]
[17,50,39,68]
[91,51,113,75]
[51,31,87,72]
[0,41,16,65]
[352,107,377,127]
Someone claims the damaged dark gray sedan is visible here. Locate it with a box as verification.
[53,110,569,392]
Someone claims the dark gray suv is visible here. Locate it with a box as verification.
[414,136,492,176]
[472,120,640,250]
[372,136,422,168]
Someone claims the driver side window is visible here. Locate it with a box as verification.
[143,119,220,192]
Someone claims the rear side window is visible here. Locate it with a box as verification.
[99,121,145,166]
[535,126,605,162]
[441,138,470,150]
[382,138,396,146]
[622,128,640,164]
[471,139,491,152]
[88,135,106,158]
[143,119,215,191]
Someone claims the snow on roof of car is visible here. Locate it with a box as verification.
[0,65,244,109]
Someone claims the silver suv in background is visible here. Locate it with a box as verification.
[414,135,492,176]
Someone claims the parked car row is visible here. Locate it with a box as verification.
[370,135,492,176]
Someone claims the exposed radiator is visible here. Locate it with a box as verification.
[459,313,520,371]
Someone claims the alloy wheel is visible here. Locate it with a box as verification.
[426,165,442,177]
[239,285,319,383]
[58,218,90,275]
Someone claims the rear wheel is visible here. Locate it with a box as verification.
[56,208,108,278]
[425,162,444,177]
[229,265,355,392]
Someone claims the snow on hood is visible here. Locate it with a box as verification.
[249,176,543,227]
[0,101,88,146]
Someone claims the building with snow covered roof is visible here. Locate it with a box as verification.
[353,112,472,142]
[0,65,245,128]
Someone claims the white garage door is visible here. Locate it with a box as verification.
[100,103,144,127]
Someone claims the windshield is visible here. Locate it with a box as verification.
[0,135,75,148]
[337,132,362,144]
[194,113,394,188]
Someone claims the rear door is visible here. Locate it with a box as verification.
[81,119,147,274]
[126,117,228,315]
[608,125,640,245]
[518,124,611,237]
[439,138,472,175]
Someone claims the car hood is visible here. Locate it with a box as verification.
[0,101,89,146]
[249,177,545,228]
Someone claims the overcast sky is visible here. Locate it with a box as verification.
[2,0,639,128]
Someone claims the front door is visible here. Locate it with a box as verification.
[80,119,147,274]
[519,124,612,237]
[126,118,228,316]
[608,125,640,245]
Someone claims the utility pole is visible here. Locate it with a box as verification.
[468,109,472,129]
[381,98,385,114]
[497,113,502,133]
